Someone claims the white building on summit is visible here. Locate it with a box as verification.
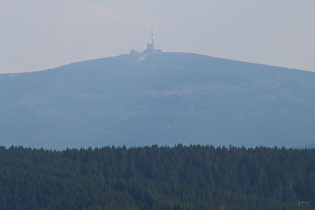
[131,27,162,54]
[144,26,162,53]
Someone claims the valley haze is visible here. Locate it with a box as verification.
[0,49,315,150]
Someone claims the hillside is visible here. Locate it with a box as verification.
[0,52,315,149]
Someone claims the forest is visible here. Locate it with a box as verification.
[0,144,314,209]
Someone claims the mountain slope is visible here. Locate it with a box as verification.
[0,52,315,149]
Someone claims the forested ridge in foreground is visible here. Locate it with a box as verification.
[0,145,314,209]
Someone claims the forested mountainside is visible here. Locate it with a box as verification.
[1,52,315,149]
[0,145,314,209]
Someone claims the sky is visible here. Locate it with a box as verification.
[0,0,315,73]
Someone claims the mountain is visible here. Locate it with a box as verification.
[0,52,315,149]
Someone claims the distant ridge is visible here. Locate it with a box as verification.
[0,52,314,149]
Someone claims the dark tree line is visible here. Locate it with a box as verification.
[0,144,314,209]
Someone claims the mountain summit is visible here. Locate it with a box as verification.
[1,52,315,149]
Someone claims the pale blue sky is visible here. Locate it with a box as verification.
[1,0,315,73]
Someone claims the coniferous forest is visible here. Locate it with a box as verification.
[0,145,314,209]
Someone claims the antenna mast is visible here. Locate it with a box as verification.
[144,23,161,53]
[151,24,154,45]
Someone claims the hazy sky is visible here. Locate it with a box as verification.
[1,0,315,73]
